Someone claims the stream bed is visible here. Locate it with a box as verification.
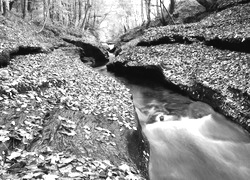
[96,64,250,180]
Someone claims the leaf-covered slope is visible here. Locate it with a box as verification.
[213,0,250,10]
[109,2,250,131]
[0,15,66,49]
[0,15,145,179]
[0,15,68,68]
[139,3,250,45]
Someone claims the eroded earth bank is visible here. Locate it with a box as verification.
[108,0,250,132]
[0,14,146,179]
[0,0,250,179]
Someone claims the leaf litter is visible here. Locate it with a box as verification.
[0,16,144,180]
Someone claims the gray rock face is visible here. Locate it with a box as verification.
[173,0,206,23]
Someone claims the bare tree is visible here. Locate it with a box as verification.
[145,0,151,26]
[74,0,79,27]
[37,0,52,33]
[0,0,4,14]
[141,0,144,22]
[1,0,10,15]
[169,0,175,14]
[79,0,91,30]
[156,0,160,17]
[21,0,28,19]
[160,0,175,25]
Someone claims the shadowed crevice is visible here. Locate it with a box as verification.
[62,38,109,67]
[0,46,47,68]
[137,34,250,54]
[107,62,187,97]
[10,46,45,57]
[205,37,250,53]
[137,35,193,46]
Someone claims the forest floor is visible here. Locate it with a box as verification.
[0,14,145,180]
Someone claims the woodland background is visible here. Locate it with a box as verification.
[0,0,174,42]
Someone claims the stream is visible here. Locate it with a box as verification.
[96,64,250,180]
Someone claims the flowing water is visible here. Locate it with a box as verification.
[96,65,250,180]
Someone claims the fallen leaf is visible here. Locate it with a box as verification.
[76,166,84,172]
[119,164,130,172]
[7,151,21,160]
[22,173,34,179]
[68,172,82,177]
[60,157,74,164]
[42,174,59,180]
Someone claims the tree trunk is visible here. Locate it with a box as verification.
[78,0,82,24]
[145,0,151,27]
[92,11,96,28]
[74,0,79,27]
[160,0,175,25]
[160,1,166,25]
[86,9,91,30]
[79,0,91,30]
[21,0,28,19]
[0,0,3,15]
[50,0,54,22]
[156,0,160,17]
[37,0,52,33]
[2,0,10,16]
[28,0,32,12]
[79,10,88,29]
[42,0,51,23]
[9,0,15,11]
[169,0,175,14]
[69,0,74,26]
[43,0,46,22]
[27,0,33,20]
[141,0,144,22]
[46,0,51,23]
[65,10,69,26]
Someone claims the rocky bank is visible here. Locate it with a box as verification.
[108,0,250,132]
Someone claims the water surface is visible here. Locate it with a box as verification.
[97,65,250,180]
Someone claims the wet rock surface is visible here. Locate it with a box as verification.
[108,1,250,132]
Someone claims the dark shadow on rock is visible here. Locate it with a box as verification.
[62,38,109,67]
[1,46,47,68]
[107,62,187,96]
[10,46,45,57]
[127,110,149,179]
[137,35,192,46]
[205,37,250,53]
[0,50,10,68]
[127,129,149,180]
